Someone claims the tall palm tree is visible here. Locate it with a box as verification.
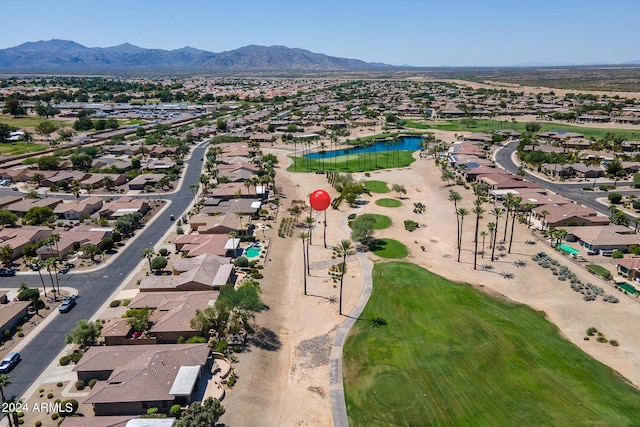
[42,258,58,301]
[448,190,462,249]
[0,374,11,405]
[141,247,155,271]
[502,194,517,242]
[480,230,488,258]
[539,209,550,231]
[456,207,469,262]
[333,239,355,315]
[489,207,504,262]
[48,234,61,258]
[472,200,486,270]
[304,216,315,246]
[507,197,522,253]
[299,232,308,295]
[487,222,496,249]
[29,258,47,298]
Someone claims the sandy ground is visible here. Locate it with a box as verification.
[220,131,640,426]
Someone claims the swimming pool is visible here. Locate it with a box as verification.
[244,244,262,258]
[558,243,580,255]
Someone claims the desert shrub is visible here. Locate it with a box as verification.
[69,353,82,363]
[59,356,70,366]
[612,250,624,259]
[610,340,619,346]
[56,382,63,388]
[158,248,169,256]
[47,393,54,399]
[227,374,237,387]
[109,300,121,307]
[58,399,78,417]
[36,421,42,427]
[146,407,158,416]
[251,272,264,279]
[51,414,59,421]
[185,336,207,344]
[235,256,249,268]
[215,340,228,353]
[233,345,242,353]
[88,379,97,389]
[404,220,419,232]
[75,380,85,391]
[347,213,356,220]
[170,404,182,417]
[586,327,597,336]
[122,299,131,306]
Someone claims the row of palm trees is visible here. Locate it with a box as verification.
[297,210,354,315]
[450,188,525,269]
[0,373,21,427]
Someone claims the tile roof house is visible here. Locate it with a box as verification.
[53,197,104,220]
[532,203,610,229]
[36,225,113,259]
[127,174,167,191]
[130,291,218,343]
[564,225,640,253]
[201,198,262,218]
[0,226,52,259]
[99,197,150,219]
[140,253,234,292]
[8,197,64,216]
[76,344,211,415]
[173,234,240,258]
[188,213,245,235]
[616,258,640,281]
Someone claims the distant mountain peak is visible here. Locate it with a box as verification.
[0,40,391,72]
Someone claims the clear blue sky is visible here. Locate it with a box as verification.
[2,0,640,67]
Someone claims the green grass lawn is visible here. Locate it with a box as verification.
[344,262,640,426]
[364,180,390,193]
[369,238,408,258]
[0,114,70,129]
[0,142,49,156]
[587,264,613,279]
[375,198,403,208]
[405,119,640,140]
[288,151,416,173]
[352,214,392,230]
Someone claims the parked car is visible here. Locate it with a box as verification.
[58,295,77,313]
[0,269,16,277]
[11,187,18,191]
[0,352,20,373]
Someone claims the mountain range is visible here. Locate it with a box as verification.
[0,39,392,72]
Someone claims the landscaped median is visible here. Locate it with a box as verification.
[343,261,640,426]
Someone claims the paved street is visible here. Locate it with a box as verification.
[0,142,208,400]
[494,141,640,218]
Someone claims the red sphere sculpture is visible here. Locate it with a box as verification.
[309,189,331,211]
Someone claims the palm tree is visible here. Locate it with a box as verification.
[472,200,486,270]
[480,230,488,258]
[502,194,517,242]
[141,247,155,271]
[333,239,355,315]
[507,197,522,253]
[487,222,496,249]
[42,258,58,301]
[539,209,550,231]
[299,232,308,295]
[48,234,61,258]
[82,244,101,262]
[449,190,462,250]
[456,207,469,262]
[28,258,47,298]
[304,216,315,246]
[0,374,11,405]
[72,186,81,200]
[489,207,504,262]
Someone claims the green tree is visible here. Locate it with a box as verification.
[3,98,26,117]
[333,239,355,315]
[174,397,225,427]
[24,206,54,225]
[525,122,541,133]
[608,192,623,204]
[115,212,142,236]
[350,216,376,249]
[70,153,93,172]
[0,124,10,143]
[124,307,153,332]
[610,209,629,226]
[391,183,407,198]
[216,118,227,131]
[35,120,58,137]
[73,116,94,131]
[81,244,101,261]
[151,256,168,273]
[36,156,60,170]
[0,210,18,228]
[98,238,114,253]
[65,320,103,348]
[0,244,14,268]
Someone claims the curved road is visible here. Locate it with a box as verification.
[495,141,640,217]
[0,142,208,400]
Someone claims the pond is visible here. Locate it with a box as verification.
[305,136,424,159]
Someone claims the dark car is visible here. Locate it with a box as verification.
[0,269,15,277]
[58,295,77,313]
[0,352,20,373]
